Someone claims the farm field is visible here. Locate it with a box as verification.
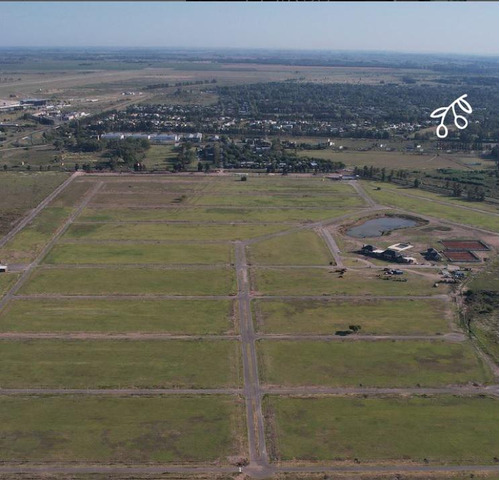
[258,340,492,387]
[0,298,236,333]
[265,395,498,464]
[0,172,496,476]
[0,339,241,388]
[252,267,441,296]
[248,231,333,266]
[253,298,450,334]
[0,395,245,462]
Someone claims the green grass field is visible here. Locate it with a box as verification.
[79,207,355,223]
[0,339,241,388]
[0,298,235,334]
[365,182,498,232]
[258,340,492,387]
[265,395,498,464]
[0,273,19,300]
[253,298,449,334]
[248,231,333,266]
[21,267,236,295]
[90,192,189,206]
[64,222,289,241]
[0,395,245,462]
[0,207,73,263]
[0,172,69,235]
[191,194,364,208]
[252,268,440,296]
[43,243,233,265]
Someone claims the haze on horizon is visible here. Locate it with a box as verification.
[0,2,498,57]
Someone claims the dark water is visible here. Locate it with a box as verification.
[347,217,417,238]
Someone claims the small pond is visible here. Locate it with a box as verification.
[347,216,418,238]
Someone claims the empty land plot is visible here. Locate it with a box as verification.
[100,180,206,194]
[258,340,492,387]
[191,194,364,208]
[0,274,20,300]
[367,182,499,215]
[252,268,439,296]
[264,395,498,464]
[248,231,333,266]
[20,267,236,295]
[0,395,245,463]
[0,339,241,388]
[90,192,191,206]
[63,222,289,241]
[0,207,73,263]
[0,298,235,334]
[253,298,449,335]
[50,180,94,207]
[43,243,233,265]
[0,172,69,235]
[365,183,498,232]
[79,207,350,223]
[209,179,359,194]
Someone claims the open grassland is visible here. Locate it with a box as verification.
[248,231,333,266]
[0,395,245,462]
[365,182,498,232]
[258,340,492,387]
[0,207,72,263]
[51,180,94,207]
[191,194,364,208]
[0,298,235,334]
[254,298,449,335]
[252,268,440,296]
[143,144,178,169]
[265,395,498,464]
[79,207,350,223]
[0,339,241,388]
[0,172,69,235]
[20,267,236,295]
[43,243,233,265]
[64,222,289,241]
[271,473,499,480]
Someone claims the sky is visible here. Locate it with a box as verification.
[0,2,498,56]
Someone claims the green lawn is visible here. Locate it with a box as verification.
[365,182,498,232]
[90,192,189,206]
[254,298,449,334]
[248,231,333,266]
[64,222,289,241]
[0,395,245,462]
[258,340,493,387]
[0,207,73,263]
[0,339,241,388]
[265,395,498,464]
[0,298,235,334]
[21,267,236,296]
[79,207,355,223]
[43,243,233,265]
[253,268,440,296]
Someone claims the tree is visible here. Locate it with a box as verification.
[197,162,203,172]
[413,178,420,189]
[204,163,210,173]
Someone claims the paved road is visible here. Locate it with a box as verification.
[0,171,82,249]
[318,226,344,268]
